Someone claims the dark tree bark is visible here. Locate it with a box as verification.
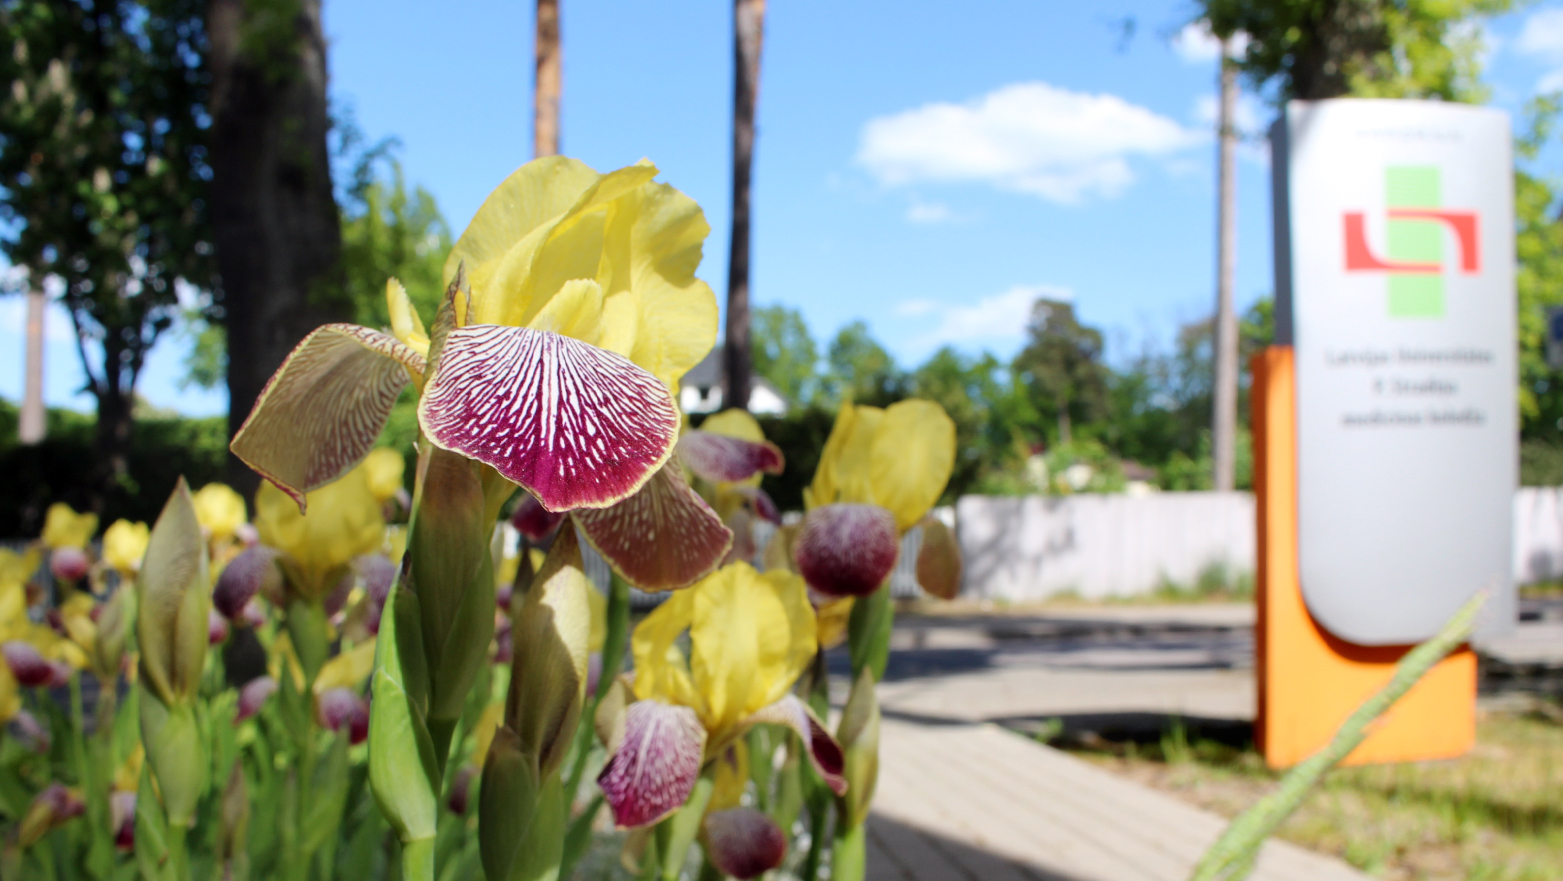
[723,0,765,412]
[207,0,349,497]
[534,0,561,158]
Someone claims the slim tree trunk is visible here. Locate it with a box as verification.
[724,0,765,412]
[19,286,46,445]
[534,0,561,158]
[207,0,348,498]
[1212,41,1240,492]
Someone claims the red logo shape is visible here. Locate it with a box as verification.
[1343,210,1480,274]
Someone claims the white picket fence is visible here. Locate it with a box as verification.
[948,488,1563,602]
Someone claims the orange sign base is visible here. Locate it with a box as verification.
[1252,346,1475,768]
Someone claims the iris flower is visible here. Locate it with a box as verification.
[192,483,247,544]
[254,450,402,600]
[597,562,845,829]
[793,400,960,598]
[231,158,734,592]
[41,503,97,550]
[102,520,150,578]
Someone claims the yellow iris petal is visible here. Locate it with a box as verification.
[255,461,387,597]
[629,588,699,710]
[699,409,764,443]
[689,564,816,738]
[102,520,150,575]
[708,738,750,811]
[386,278,430,358]
[361,448,406,504]
[816,597,854,650]
[805,405,882,510]
[0,549,38,590]
[192,484,247,541]
[526,279,605,346]
[41,503,97,550]
[869,400,957,531]
[314,640,376,695]
[447,156,718,392]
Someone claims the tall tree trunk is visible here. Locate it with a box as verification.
[19,286,46,445]
[1211,42,1239,492]
[723,0,765,412]
[207,0,348,498]
[534,0,561,158]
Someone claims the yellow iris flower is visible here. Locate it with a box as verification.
[192,483,247,542]
[804,400,956,533]
[255,450,403,599]
[41,503,97,550]
[102,520,150,576]
[434,157,718,394]
[632,562,815,744]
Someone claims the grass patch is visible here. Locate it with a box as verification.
[1057,706,1563,880]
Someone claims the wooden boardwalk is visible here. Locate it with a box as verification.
[863,717,1371,881]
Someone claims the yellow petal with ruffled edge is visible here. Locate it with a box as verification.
[629,588,700,711]
[868,400,957,532]
[527,279,604,346]
[688,564,815,739]
[193,484,247,541]
[608,183,720,392]
[386,279,430,358]
[0,549,37,591]
[41,503,97,550]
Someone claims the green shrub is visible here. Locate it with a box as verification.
[0,400,228,535]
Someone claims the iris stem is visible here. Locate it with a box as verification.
[401,837,435,881]
[831,820,867,881]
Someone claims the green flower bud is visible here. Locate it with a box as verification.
[137,478,210,706]
[836,667,880,830]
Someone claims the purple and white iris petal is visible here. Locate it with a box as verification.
[3,641,55,687]
[575,465,734,592]
[597,699,707,828]
[419,325,680,512]
[794,504,899,598]
[741,694,847,796]
[702,808,788,879]
[317,687,370,744]
[235,676,278,723]
[231,324,424,511]
[733,486,780,524]
[676,431,784,484]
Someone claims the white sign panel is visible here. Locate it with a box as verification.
[1273,99,1515,645]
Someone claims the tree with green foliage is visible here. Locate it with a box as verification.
[752,304,819,406]
[912,347,1008,498]
[1199,0,1510,101]
[0,0,215,509]
[821,320,907,406]
[1014,299,1109,446]
[1514,95,1563,442]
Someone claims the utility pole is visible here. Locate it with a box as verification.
[19,283,45,444]
[534,0,561,158]
[1212,36,1239,492]
[724,0,765,412]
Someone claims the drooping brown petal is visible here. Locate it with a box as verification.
[418,325,679,512]
[597,699,707,828]
[702,808,787,879]
[232,324,424,510]
[677,430,784,483]
[741,694,846,796]
[575,465,733,591]
[794,504,899,598]
[510,492,565,542]
[915,516,962,600]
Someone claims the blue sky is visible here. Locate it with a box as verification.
[8,0,1563,416]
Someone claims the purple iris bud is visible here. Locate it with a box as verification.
[8,710,49,754]
[49,547,90,583]
[3,641,55,687]
[317,687,370,745]
[359,555,397,635]
[213,546,280,621]
[235,676,278,724]
[208,609,230,645]
[447,765,476,816]
[111,791,136,850]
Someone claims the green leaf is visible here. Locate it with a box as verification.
[368,587,441,845]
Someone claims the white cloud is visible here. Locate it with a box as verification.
[1171,22,1248,64]
[904,284,1073,352]
[905,199,955,224]
[1518,8,1563,58]
[856,82,1198,204]
[1172,22,1222,63]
